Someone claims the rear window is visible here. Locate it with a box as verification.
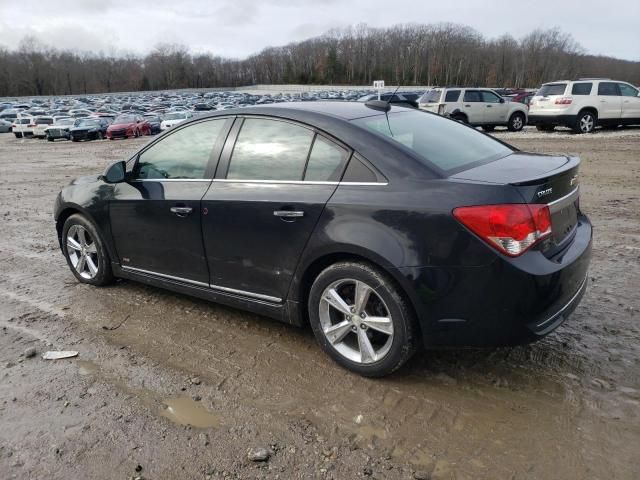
[538,84,567,96]
[571,83,592,95]
[419,90,442,103]
[35,117,53,124]
[445,90,461,102]
[352,110,513,174]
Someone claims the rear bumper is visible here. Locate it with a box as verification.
[400,213,592,348]
[528,114,576,127]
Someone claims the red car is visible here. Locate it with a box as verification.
[106,114,151,140]
[505,91,535,106]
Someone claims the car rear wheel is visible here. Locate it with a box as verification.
[451,113,467,123]
[508,112,525,132]
[574,110,596,134]
[308,262,418,377]
[47,136,54,142]
[482,125,495,132]
[62,214,113,286]
[14,132,22,138]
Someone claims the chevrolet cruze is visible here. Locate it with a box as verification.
[54,102,592,376]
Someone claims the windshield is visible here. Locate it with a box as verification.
[76,119,101,127]
[114,115,136,123]
[419,90,442,103]
[164,113,187,120]
[351,110,513,173]
[537,84,567,96]
[54,118,74,126]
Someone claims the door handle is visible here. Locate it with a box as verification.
[486,105,493,108]
[464,104,471,107]
[273,210,304,218]
[170,206,193,217]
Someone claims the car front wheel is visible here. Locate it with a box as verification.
[308,262,418,377]
[508,112,525,131]
[62,214,113,286]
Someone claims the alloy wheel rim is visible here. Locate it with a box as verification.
[580,115,594,133]
[66,225,99,279]
[319,279,394,364]
[513,116,523,129]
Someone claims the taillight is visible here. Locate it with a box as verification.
[453,204,552,257]
[554,97,573,105]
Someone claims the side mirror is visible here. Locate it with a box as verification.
[103,161,126,183]
[499,98,505,103]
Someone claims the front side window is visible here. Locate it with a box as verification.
[463,90,482,102]
[618,83,639,97]
[135,120,226,179]
[572,83,592,95]
[481,91,502,103]
[598,82,620,96]
[304,136,348,182]
[227,118,314,181]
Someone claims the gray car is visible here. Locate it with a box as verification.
[0,119,13,133]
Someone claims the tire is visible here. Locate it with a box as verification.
[482,125,495,132]
[61,214,114,286]
[308,261,419,377]
[507,112,525,132]
[573,110,597,134]
[14,132,22,138]
[97,132,104,140]
[47,136,54,142]
[451,113,467,123]
[536,125,555,132]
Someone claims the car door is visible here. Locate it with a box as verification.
[201,117,349,302]
[596,82,623,119]
[109,117,233,285]
[480,90,507,123]
[618,83,640,122]
[461,90,485,124]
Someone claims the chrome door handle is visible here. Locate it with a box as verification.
[486,105,493,107]
[273,210,304,218]
[170,206,193,216]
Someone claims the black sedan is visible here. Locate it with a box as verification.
[69,118,109,142]
[54,102,592,377]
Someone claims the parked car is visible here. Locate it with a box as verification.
[160,111,192,131]
[418,87,528,131]
[0,119,13,133]
[32,116,55,138]
[12,117,33,138]
[528,78,640,133]
[143,114,162,134]
[69,117,110,142]
[357,92,422,108]
[54,102,591,377]
[106,114,151,140]
[45,118,75,141]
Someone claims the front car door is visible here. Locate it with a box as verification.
[596,82,623,119]
[110,118,232,284]
[461,90,485,124]
[480,90,507,123]
[201,117,350,302]
[618,83,640,122]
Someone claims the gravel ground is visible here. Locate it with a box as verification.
[0,128,639,480]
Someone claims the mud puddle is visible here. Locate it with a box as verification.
[161,397,221,428]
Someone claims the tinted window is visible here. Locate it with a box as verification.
[136,120,226,179]
[227,119,313,181]
[572,83,592,95]
[304,136,348,181]
[463,90,482,102]
[619,83,638,97]
[115,115,136,123]
[352,110,512,173]
[35,117,53,124]
[402,93,419,101]
[481,91,501,103]
[445,90,461,102]
[598,82,619,96]
[538,84,567,96]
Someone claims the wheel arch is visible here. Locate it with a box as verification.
[55,204,114,260]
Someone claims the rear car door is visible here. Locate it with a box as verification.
[201,117,349,302]
[618,83,640,121]
[110,118,232,284]
[461,90,485,123]
[481,90,507,123]
[596,82,623,119]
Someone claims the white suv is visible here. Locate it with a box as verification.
[528,79,640,133]
[418,87,528,131]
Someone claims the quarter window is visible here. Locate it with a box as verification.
[618,83,638,97]
[571,83,592,95]
[304,136,348,182]
[135,120,226,179]
[598,82,620,96]
[227,119,314,181]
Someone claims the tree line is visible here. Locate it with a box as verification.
[0,23,638,97]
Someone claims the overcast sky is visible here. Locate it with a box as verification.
[0,0,638,61]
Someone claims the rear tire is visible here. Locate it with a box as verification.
[14,132,22,138]
[507,112,525,132]
[62,214,114,286]
[451,113,468,123]
[47,136,54,142]
[573,110,597,134]
[482,125,495,132]
[308,261,419,377]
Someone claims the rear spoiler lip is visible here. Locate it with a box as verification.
[508,156,580,186]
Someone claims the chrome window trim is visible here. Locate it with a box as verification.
[121,265,282,303]
[131,178,212,182]
[210,179,388,186]
[547,186,579,213]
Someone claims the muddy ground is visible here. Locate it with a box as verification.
[0,127,639,480]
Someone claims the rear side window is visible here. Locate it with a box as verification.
[227,118,314,181]
[444,90,461,102]
[618,83,638,97]
[342,155,378,183]
[304,136,348,182]
[420,90,442,103]
[538,84,567,96]
[136,119,226,179]
[571,83,592,95]
[598,82,620,96]
[463,90,483,102]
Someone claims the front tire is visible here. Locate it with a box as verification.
[62,214,114,286]
[573,110,597,134]
[308,262,418,377]
[508,112,525,131]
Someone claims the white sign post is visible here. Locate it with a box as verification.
[373,80,385,100]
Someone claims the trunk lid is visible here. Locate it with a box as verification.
[451,152,581,253]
